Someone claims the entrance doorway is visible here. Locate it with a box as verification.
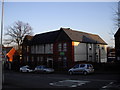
[47,58,53,68]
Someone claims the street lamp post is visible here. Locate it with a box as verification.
[0,0,4,87]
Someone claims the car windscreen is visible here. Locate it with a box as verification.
[37,66,46,68]
[27,67,33,69]
[73,64,79,68]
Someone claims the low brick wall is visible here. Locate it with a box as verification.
[92,62,120,72]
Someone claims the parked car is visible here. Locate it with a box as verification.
[68,64,94,75]
[20,65,34,73]
[34,65,54,73]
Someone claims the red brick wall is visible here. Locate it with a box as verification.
[53,41,74,69]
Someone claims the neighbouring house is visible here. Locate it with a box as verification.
[21,35,33,66]
[2,47,16,69]
[114,28,120,61]
[107,47,115,62]
[6,47,16,62]
[22,28,107,70]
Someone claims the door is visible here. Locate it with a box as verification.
[47,58,53,68]
[79,64,86,73]
[72,64,80,73]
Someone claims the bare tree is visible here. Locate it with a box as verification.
[114,2,120,29]
[114,11,120,28]
[4,21,33,50]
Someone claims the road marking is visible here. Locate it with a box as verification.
[102,82,114,89]
[84,79,116,82]
[49,80,90,87]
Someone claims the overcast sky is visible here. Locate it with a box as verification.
[0,2,118,47]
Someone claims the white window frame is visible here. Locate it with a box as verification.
[63,43,67,52]
[58,43,62,51]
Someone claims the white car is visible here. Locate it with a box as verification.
[68,64,94,75]
[34,65,54,73]
[20,65,33,73]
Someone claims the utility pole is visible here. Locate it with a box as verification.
[0,0,4,88]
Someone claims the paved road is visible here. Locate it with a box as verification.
[2,70,120,89]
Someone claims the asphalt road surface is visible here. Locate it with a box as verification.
[2,70,120,89]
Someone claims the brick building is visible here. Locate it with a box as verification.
[22,28,107,70]
[114,28,120,61]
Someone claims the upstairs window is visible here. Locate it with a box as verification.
[89,44,92,50]
[27,46,29,52]
[58,43,62,51]
[63,43,67,52]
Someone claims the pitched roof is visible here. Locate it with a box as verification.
[114,28,120,37]
[30,28,107,45]
[6,48,16,62]
[23,35,33,45]
[25,35,33,40]
[61,28,107,45]
[31,30,61,44]
[3,47,13,53]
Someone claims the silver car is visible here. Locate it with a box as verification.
[34,65,54,73]
[20,65,33,73]
[68,64,94,75]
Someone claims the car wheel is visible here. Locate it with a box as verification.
[35,71,38,74]
[69,71,73,75]
[83,71,87,75]
[43,70,47,74]
[20,70,23,72]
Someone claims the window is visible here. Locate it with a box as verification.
[38,44,44,54]
[27,46,29,52]
[58,43,62,51]
[27,56,29,62]
[50,44,53,53]
[102,47,104,50]
[89,55,92,61]
[32,56,34,62]
[37,57,40,62]
[73,64,79,68]
[89,44,92,50]
[63,43,67,51]
[40,57,43,61]
[45,44,53,54]
[36,45,39,53]
[31,45,36,54]
[87,64,93,68]
[80,64,85,68]
[31,46,33,53]
[39,57,43,64]
[35,45,37,53]
[63,57,67,67]
[58,57,62,61]
[34,45,35,53]
[97,45,100,49]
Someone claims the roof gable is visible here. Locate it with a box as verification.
[62,28,107,45]
[114,28,120,37]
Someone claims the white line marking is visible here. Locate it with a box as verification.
[102,82,114,89]
[49,79,90,87]
[102,86,108,88]
[84,79,116,82]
